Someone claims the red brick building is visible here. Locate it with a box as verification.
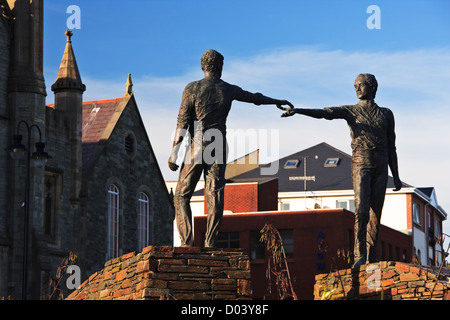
[194,181,412,300]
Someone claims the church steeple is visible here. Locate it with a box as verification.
[51,29,84,204]
[51,30,85,93]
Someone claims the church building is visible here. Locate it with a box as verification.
[0,1,173,299]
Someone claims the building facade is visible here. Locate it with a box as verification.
[0,1,173,299]
[194,184,412,299]
[188,142,447,269]
[239,142,447,267]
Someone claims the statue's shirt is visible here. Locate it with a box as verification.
[177,77,271,140]
[322,102,396,167]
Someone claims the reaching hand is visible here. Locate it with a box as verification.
[393,176,402,192]
[168,151,179,171]
[168,160,179,171]
[276,101,296,117]
[276,100,294,110]
[277,106,296,117]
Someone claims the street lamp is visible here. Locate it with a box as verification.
[8,120,50,300]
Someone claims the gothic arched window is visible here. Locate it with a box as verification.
[107,184,120,260]
[138,192,150,251]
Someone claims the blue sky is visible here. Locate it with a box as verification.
[43,1,450,241]
[44,0,450,78]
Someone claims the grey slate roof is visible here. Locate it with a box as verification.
[228,142,409,192]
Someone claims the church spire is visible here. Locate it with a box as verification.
[125,73,133,96]
[50,30,85,205]
[51,30,85,93]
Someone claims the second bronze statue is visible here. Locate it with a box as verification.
[279,73,402,267]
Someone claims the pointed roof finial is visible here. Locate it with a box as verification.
[65,29,73,43]
[125,73,133,95]
[51,29,85,93]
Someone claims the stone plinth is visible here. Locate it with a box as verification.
[314,261,450,300]
[66,246,252,300]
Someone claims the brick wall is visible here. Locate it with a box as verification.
[66,246,252,300]
[223,183,258,213]
[257,178,278,212]
[210,178,278,214]
[314,261,450,300]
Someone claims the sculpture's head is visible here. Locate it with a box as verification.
[201,49,224,77]
[354,73,378,100]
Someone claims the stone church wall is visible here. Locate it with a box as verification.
[82,98,173,276]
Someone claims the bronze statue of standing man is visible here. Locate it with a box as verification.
[279,73,402,267]
[169,49,293,248]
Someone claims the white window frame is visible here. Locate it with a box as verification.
[413,203,421,225]
[107,184,120,260]
[336,199,355,212]
[280,202,290,211]
[435,219,441,238]
[138,192,150,251]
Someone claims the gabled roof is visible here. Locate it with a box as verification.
[79,74,173,206]
[231,142,407,192]
[416,187,447,219]
[81,73,136,169]
[82,97,124,167]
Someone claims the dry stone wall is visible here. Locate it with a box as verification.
[66,246,252,300]
[314,261,450,300]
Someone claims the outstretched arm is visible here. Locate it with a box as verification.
[278,107,331,119]
[278,105,348,120]
[236,90,294,109]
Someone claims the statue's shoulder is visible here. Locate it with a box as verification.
[185,79,201,89]
[326,104,354,112]
[378,105,394,115]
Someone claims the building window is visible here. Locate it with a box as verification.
[107,184,120,260]
[279,229,294,259]
[125,134,134,154]
[250,229,294,259]
[283,159,300,169]
[435,219,441,239]
[138,192,150,251]
[324,158,340,167]
[44,171,61,236]
[214,232,240,249]
[412,203,421,225]
[250,230,265,260]
[280,202,290,211]
[124,131,137,159]
[336,200,355,212]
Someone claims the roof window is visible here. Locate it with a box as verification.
[284,159,300,169]
[324,158,340,167]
